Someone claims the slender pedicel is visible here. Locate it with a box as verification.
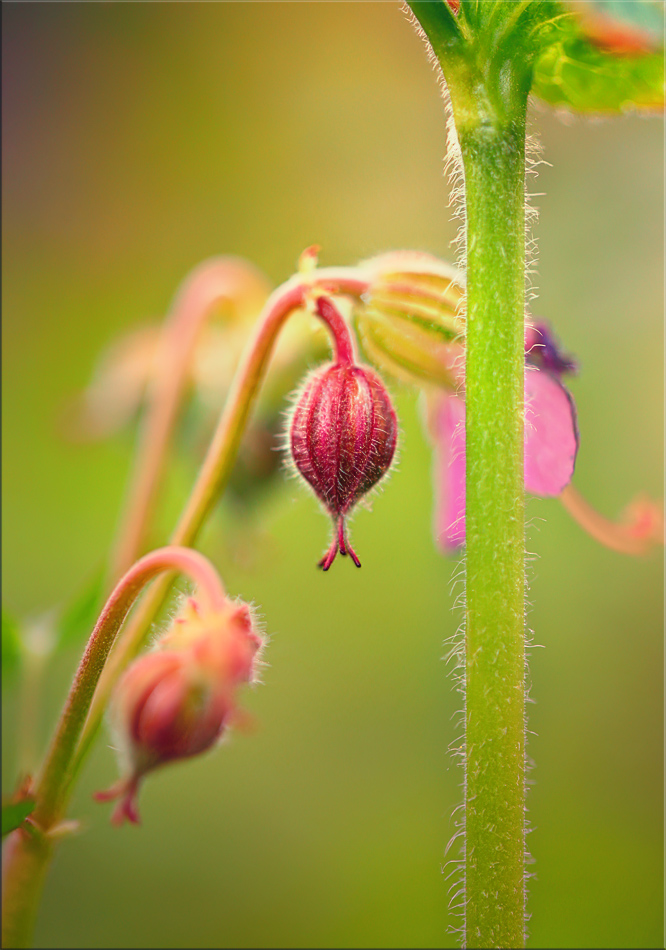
[73,266,373,774]
[2,546,230,950]
[560,484,664,555]
[110,258,272,581]
[31,546,228,832]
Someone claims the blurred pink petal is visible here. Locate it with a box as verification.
[432,365,579,552]
[432,393,466,552]
[524,366,579,497]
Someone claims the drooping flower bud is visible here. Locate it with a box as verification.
[95,597,263,825]
[289,297,398,570]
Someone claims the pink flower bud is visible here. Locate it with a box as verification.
[95,598,262,825]
[290,357,397,570]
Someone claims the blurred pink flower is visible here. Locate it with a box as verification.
[430,323,663,555]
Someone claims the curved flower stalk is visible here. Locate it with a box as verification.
[2,546,252,948]
[70,256,297,580]
[102,257,273,580]
[73,260,325,451]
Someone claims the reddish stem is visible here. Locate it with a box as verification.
[110,258,272,581]
[560,484,664,555]
[74,268,371,809]
[32,546,226,832]
[314,295,356,365]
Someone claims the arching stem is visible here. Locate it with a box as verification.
[560,484,664,555]
[72,268,370,791]
[2,546,227,949]
[109,257,272,582]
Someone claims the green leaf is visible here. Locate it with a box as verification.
[2,799,35,837]
[55,566,106,652]
[2,607,23,677]
[532,3,665,113]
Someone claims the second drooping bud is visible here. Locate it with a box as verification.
[289,296,398,571]
[95,596,263,825]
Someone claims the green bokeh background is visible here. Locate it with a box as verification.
[2,3,663,947]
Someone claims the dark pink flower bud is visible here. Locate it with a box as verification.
[290,351,398,571]
[95,598,262,826]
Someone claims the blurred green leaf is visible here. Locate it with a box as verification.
[2,799,35,837]
[532,4,665,113]
[55,567,106,652]
[2,607,23,677]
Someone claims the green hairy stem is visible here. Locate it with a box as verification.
[407,1,548,946]
[460,116,527,950]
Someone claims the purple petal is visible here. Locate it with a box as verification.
[525,322,577,376]
[433,393,466,552]
[524,366,578,496]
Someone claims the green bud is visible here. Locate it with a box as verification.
[355,252,465,388]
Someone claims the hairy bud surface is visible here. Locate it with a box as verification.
[95,598,262,825]
[290,358,397,570]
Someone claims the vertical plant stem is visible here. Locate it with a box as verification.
[459,115,527,949]
[406,4,530,944]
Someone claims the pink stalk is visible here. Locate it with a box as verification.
[110,257,272,581]
[169,268,368,548]
[2,547,228,948]
[12,547,226,837]
[75,267,372,775]
[560,484,664,555]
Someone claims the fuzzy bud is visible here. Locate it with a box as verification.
[290,358,397,570]
[95,598,262,825]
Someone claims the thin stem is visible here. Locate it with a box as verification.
[39,546,226,828]
[2,546,227,949]
[560,484,664,555]
[73,268,368,785]
[170,272,361,546]
[110,257,272,581]
[314,295,355,365]
[1,830,53,950]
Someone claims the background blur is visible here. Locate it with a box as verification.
[2,3,663,948]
